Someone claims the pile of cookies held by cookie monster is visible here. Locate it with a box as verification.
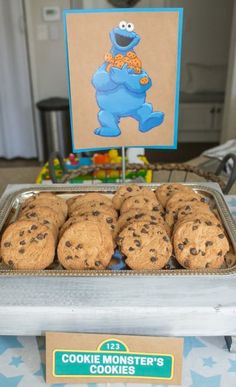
[0,183,232,271]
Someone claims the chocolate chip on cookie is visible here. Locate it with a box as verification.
[117,221,172,270]
[1,220,55,270]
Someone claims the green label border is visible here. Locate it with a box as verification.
[52,339,174,380]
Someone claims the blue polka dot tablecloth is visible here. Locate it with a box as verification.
[0,196,236,387]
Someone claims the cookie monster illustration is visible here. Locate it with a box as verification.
[92,20,164,137]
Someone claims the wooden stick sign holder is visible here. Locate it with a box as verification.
[121,146,126,183]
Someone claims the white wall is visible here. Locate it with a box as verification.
[24,0,70,160]
[78,0,234,93]
[222,0,236,142]
[165,0,234,92]
[25,0,70,102]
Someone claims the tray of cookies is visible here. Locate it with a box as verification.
[0,183,236,276]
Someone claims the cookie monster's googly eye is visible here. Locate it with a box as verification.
[126,22,134,32]
[119,21,127,30]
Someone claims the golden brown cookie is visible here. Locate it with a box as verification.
[140,77,149,85]
[134,67,141,74]
[123,57,131,64]
[173,219,229,269]
[113,60,123,69]
[72,201,118,220]
[175,202,213,222]
[57,220,114,270]
[19,206,59,239]
[130,57,142,67]
[73,210,116,236]
[112,184,142,210]
[112,184,156,210]
[1,220,55,270]
[114,53,124,61]
[127,51,136,59]
[59,216,81,239]
[105,52,113,62]
[114,208,170,238]
[120,194,164,216]
[69,193,113,216]
[20,195,67,226]
[173,211,222,236]
[21,193,68,217]
[165,191,206,228]
[166,201,211,230]
[155,184,196,208]
[117,221,172,270]
[66,196,77,212]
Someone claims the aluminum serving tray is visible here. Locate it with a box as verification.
[0,184,236,277]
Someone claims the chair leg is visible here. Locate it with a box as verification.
[225,336,236,352]
[215,153,236,194]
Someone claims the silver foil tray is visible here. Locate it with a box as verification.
[0,184,236,277]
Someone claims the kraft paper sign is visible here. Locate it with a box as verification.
[64,8,183,152]
[46,332,183,384]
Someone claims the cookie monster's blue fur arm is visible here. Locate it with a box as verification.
[125,71,152,94]
[92,63,117,92]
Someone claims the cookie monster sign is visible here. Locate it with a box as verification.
[92,20,164,137]
[64,8,183,151]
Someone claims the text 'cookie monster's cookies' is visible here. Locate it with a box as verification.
[117,221,172,270]
[57,220,114,270]
[1,220,55,270]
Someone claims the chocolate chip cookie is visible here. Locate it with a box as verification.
[60,210,116,239]
[173,219,229,269]
[165,191,207,228]
[1,220,55,270]
[117,221,172,270]
[57,220,114,270]
[59,216,81,239]
[174,202,220,226]
[114,208,170,238]
[120,194,164,216]
[112,184,156,210]
[155,184,195,208]
[72,201,118,220]
[19,206,59,238]
[20,195,67,226]
[175,202,213,222]
[69,193,113,216]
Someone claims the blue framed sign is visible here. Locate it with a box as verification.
[64,8,183,152]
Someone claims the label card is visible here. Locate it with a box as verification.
[64,8,183,152]
[46,332,183,384]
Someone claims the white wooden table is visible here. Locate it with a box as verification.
[1,185,236,352]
